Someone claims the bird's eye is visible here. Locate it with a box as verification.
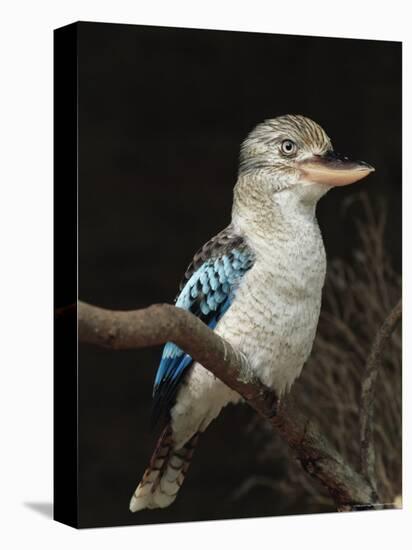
[280,139,297,156]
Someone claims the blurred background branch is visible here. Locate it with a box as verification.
[360,298,401,492]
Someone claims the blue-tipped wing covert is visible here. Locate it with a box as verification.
[151,226,255,425]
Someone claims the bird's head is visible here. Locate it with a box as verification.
[238,114,374,201]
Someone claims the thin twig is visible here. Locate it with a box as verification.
[359,299,402,490]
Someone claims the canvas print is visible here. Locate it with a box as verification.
[54,22,402,528]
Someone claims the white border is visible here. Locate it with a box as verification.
[0,1,408,549]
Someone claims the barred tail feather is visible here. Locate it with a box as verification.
[129,424,199,512]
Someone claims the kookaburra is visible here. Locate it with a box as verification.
[129,114,374,512]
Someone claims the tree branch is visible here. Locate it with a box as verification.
[359,299,402,491]
[78,300,379,510]
[78,302,277,416]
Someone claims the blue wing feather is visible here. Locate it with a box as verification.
[151,242,254,426]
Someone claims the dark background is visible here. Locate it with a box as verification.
[77,21,401,528]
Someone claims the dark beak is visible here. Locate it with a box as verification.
[299,150,375,186]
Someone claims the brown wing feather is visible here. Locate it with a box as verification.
[178,224,248,293]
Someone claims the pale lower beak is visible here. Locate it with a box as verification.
[299,151,375,187]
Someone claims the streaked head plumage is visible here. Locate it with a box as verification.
[239,115,332,178]
[238,114,374,192]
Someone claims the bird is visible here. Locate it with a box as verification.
[129,114,374,512]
